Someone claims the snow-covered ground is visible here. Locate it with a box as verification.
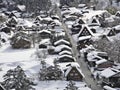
[34,81,91,90]
[0,44,37,81]
[0,44,91,90]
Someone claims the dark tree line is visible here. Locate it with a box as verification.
[4,0,52,13]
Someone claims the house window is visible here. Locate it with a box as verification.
[75,73,78,76]
[72,70,76,73]
[70,73,74,76]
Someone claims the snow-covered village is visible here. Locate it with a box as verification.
[1,0,120,90]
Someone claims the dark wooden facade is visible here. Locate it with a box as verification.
[107,29,116,36]
[77,39,92,50]
[78,27,93,37]
[10,32,31,49]
[96,61,114,71]
[58,56,75,63]
[65,67,83,81]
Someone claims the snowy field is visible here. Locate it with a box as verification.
[34,81,91,90]
[0,44,91,90]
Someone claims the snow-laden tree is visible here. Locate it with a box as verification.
[2,66,35,90]
[39,60,63,80]
[24,0,51,13]
[94,36,120,63]
[64,81,78,90]
[60,0,80,6]
[39,60,48,81]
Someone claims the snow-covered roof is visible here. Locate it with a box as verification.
[76,18,85,24]
[39,39,51,45]
[78,36,91,41]
[65,64,84,77]
[58,62,80,70]
[35,16,43,21]
[39,30,51,34]
[59,50,72,55]
[54,39,70,46]
[87,51,105,62]
[55,45,72,52]
[16,25,25,30]
[88,17,101,26]
[18,19,34,28]
[17,5,26,11]
[100,68,120,78]
[96,59,107,65]
[69,7,81,13]
[103,28,112,35]
[0,32,10,41]
[78,25,94,37]
[114,25,120,30]
[43,17,53,21]
[115,11,120,17]
[105,16,114,22]
[103,85,116,90]
[53,19,62,26]
[51,15,59,19]
[82,10,107,22]
[11,16,18,22]
[61,10,71,16]
[58,54,73,59]
[78,4,86,8]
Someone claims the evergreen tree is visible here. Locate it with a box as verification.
[39,60,63,80]
[39,60,48,80]
[2,66,35,90]
[64,81,78,90]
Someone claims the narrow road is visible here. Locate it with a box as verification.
[56,7,103,90]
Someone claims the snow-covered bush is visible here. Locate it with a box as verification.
[2,66,35,90]
[64,81,78,90]
[39,60,63,80]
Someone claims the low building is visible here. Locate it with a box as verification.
[95,59,114,71]
[100,68,120,87]
[64,64,84,81]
